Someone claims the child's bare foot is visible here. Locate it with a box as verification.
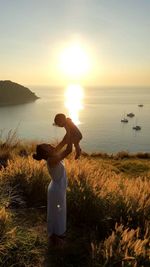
[75,149,81,160]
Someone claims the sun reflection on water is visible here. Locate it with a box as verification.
[64,84,84,125]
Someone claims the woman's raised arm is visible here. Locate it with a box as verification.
[47,141,72,166]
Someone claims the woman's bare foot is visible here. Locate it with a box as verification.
[55,236,66,248]
[48,234,56,248]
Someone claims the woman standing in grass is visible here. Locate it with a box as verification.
[33,141,72,247]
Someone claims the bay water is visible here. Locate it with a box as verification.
[0,86,150,153]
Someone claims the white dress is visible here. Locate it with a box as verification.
[47,160,67,237]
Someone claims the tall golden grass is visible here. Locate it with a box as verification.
[0,134,149,266]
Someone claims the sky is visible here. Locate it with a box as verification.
[0,0,150,86]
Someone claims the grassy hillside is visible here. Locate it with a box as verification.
[0,134,150,267]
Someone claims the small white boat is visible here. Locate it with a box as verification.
[138,104,144,107]
[133,125,141,130]
[121,118,128,123]
[127,112,135,117]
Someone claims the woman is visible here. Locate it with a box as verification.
[33,141,72,247]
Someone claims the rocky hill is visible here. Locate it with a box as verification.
[0,80,39,106]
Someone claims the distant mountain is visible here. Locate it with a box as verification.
[0,80,39,106]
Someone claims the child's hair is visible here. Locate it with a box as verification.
[54,113,66,125]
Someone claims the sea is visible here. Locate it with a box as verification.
[0,85,150,153]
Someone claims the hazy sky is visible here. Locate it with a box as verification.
[0,0,150,86]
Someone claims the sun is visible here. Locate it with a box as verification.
[59,43,90,78]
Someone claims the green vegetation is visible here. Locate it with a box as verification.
[0,80,39,106]
[0,134,150,266]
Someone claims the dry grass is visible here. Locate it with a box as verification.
[91,223,150,266]
[0,134,149,266]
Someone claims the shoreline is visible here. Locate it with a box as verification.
[0,97,40,107]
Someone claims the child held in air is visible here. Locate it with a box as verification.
[53,113,82,159]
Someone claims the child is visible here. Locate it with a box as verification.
[53,113,82,159]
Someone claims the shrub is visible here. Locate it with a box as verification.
[0,207,9,240]
[1,156,50,207]
[91,223,150,266]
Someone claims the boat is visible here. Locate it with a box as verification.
[133,125,141,130]
[138,104,144,107]
[127,112,135,117]
[121,118,128,123]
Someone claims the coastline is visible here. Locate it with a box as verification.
[0,97,40,107]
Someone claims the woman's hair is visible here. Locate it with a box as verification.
[33,143,54,161]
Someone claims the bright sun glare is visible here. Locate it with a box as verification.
[60,43,90,78]
[65,84,84,125]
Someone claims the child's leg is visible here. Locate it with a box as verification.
[74,141,81,160]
